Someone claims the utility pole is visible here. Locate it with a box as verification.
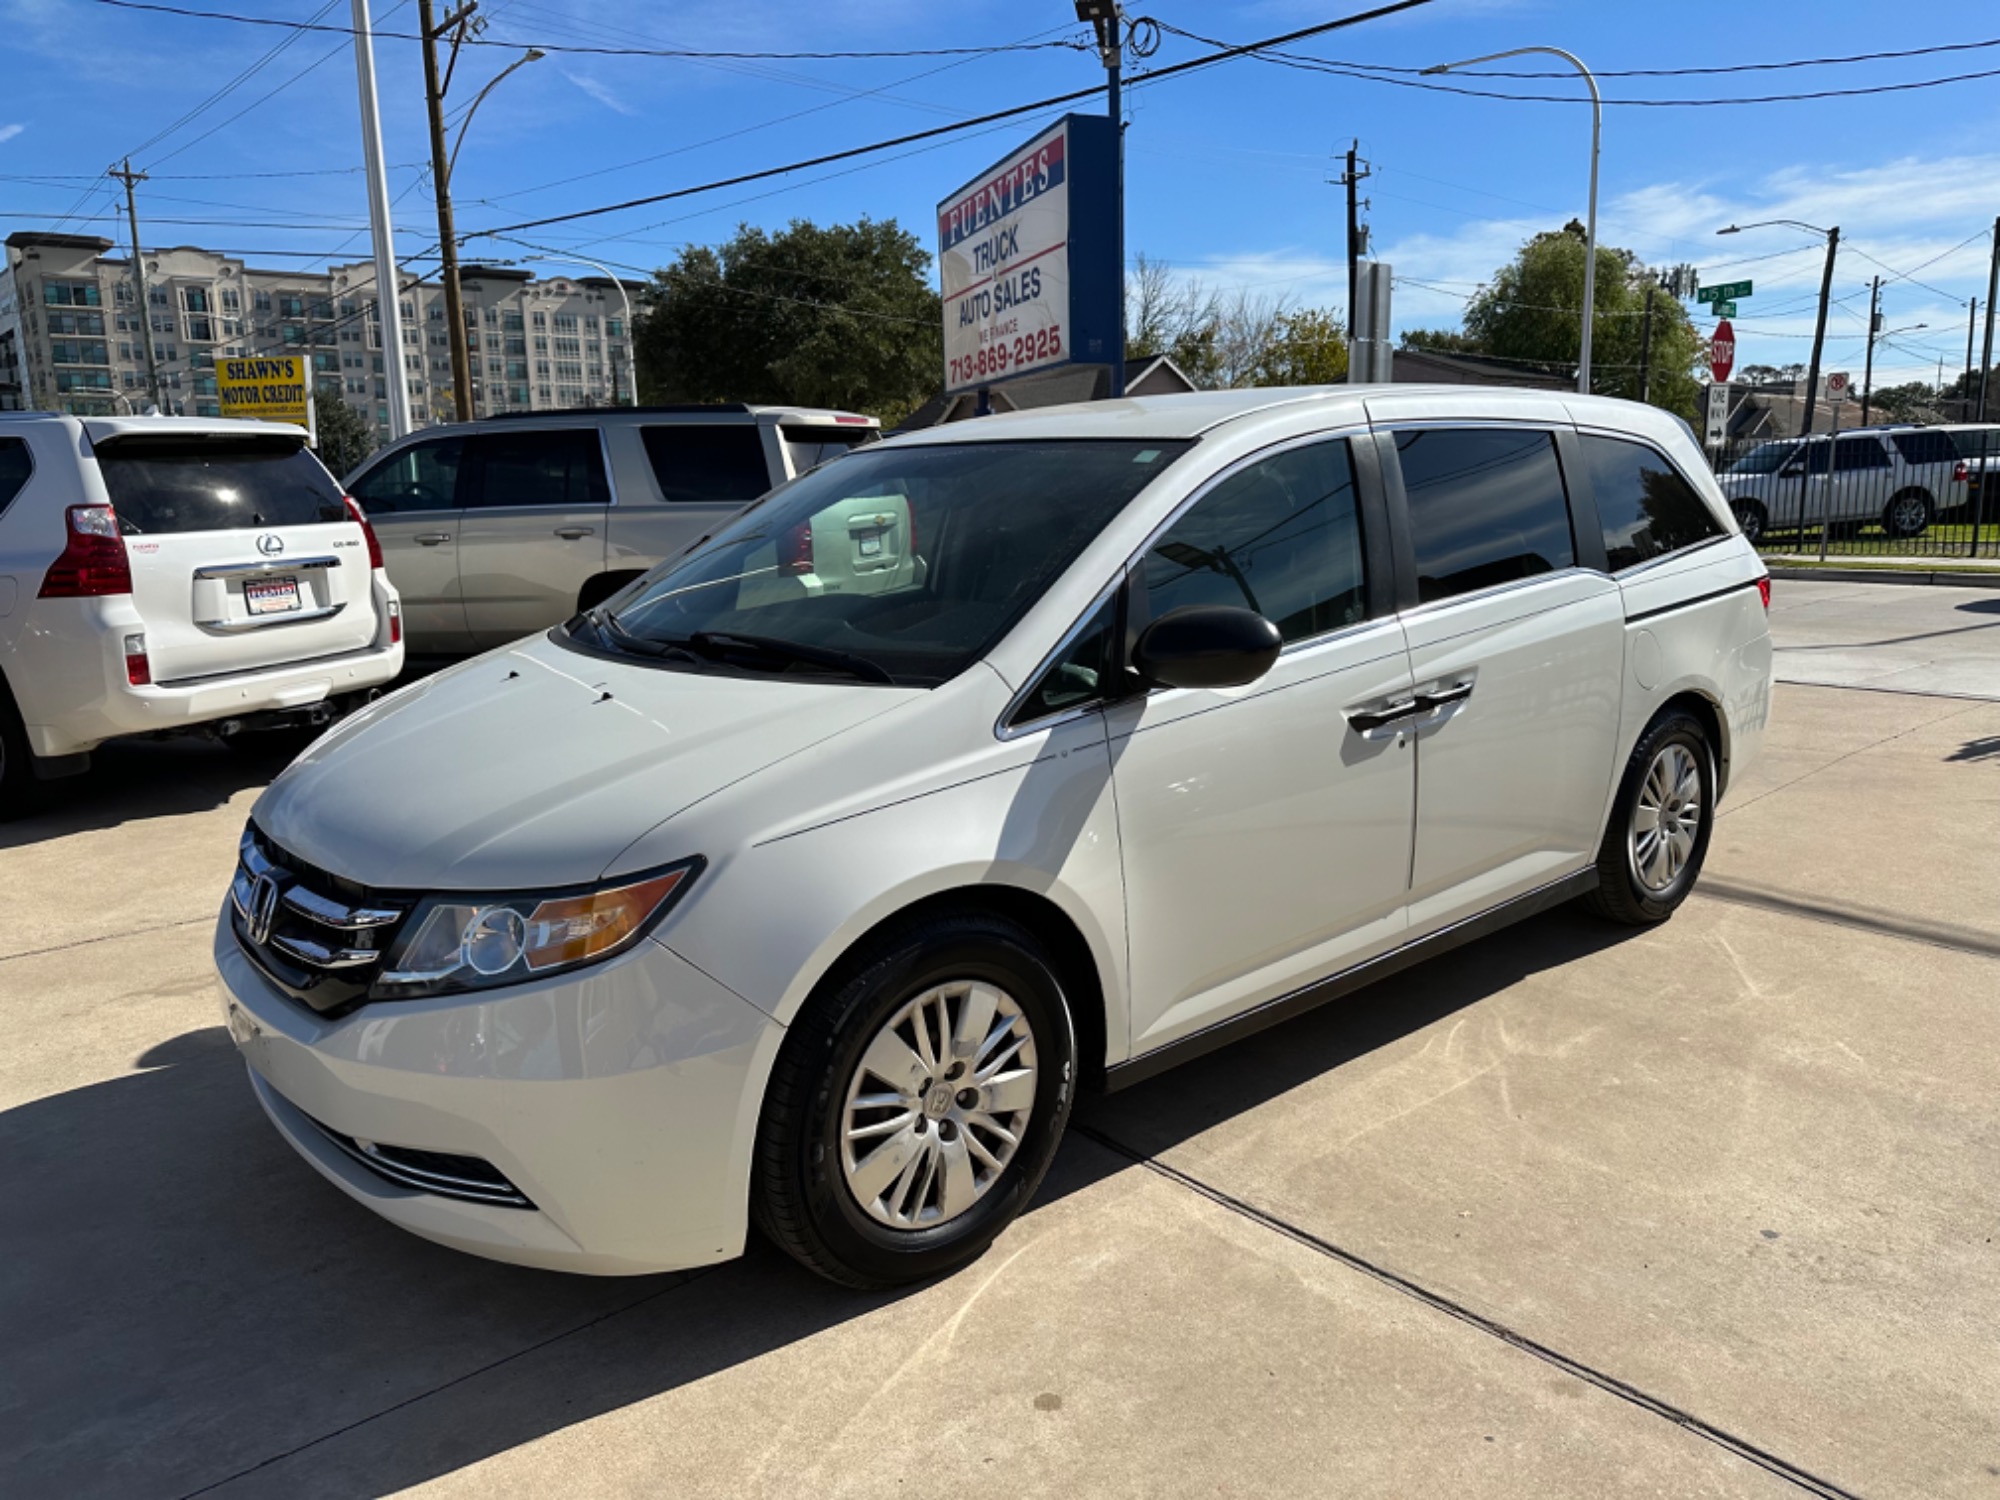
[1964,298,1978,418]
[419,0,479,423]
[1075,2,1126,397]
[1340,142,1372,346]
[1798,225,1839,448]
[109,159,162,411]
[1980,215,2000,422]
[1860,275,1881,424]
[1637,283,1655,404]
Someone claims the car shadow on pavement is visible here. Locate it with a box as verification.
[0,906,1635,1499]
[0,736,292,849]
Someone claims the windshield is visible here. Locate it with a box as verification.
[578,438,1192,687]
[1727,442,1802,476]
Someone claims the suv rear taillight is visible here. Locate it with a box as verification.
[344,494,385,570]
[39,504,133,598]
[1756,575,1771,611]
[1954,460,1969,483]
[778,518,815,576]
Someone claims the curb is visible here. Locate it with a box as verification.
[1765,565,2000,589]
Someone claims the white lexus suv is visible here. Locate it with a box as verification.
[214,387,1771,1288]
[0,414,404,813]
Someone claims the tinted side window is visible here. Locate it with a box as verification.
[781,424,876,475]
[1141,439,1366,643]
[1890,430,1957,466]
[1833,437,1890,472]
[1580,434,1724,572]
[1012,593,1118,726]
[641,424,772,503]
[95,438,347,534]
[347,437,463,515]
[1394,428,1574,603]
[464,429,609,509]
[0,439,31,516]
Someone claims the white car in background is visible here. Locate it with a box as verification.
[1716,425,1969,543]
[0,414,404,815]
[215,386,1770,1288]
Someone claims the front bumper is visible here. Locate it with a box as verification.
[214,908,783,1275]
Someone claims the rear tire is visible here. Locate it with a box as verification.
[1730,500,1768,545]
[1584,711,1715,926]
[1883,489,1932,539]
[752,910,1076,1288]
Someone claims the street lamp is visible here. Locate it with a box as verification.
[448,48,545,186]
[1425,46,1600,394]
[514,250,639,408]
[1720,219,1841,556]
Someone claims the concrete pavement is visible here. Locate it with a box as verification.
[3,584,1997,1498]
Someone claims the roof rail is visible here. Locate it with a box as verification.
[481,404,753,420]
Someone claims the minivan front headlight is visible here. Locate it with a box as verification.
[372,859,703,998]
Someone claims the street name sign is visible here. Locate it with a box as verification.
[1711,300,1737,318]
[1698,280,1752,304]
[936,114,1120,394]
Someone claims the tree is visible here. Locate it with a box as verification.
[1126,252,1223,387]
[311,384,376,479]
[1457,221,1706,418]
[1399,328,1482,355]
[1247,307,1348,385]
[636,218,940,425]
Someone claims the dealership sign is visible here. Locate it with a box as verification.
[216,353,315,437]
[937,113,1120,394]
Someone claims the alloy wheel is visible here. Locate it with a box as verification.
[1888,494,1928,536]
[840,980,1038,1231]
[1629,743,1702,892]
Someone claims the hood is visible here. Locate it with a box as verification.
[253,632,919,890]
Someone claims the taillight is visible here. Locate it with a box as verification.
[39,504,133,598]
[344,494,384,570]
[1756,575,1771,611]
[778,518,814,576]
[123,631,150,686]
[1954,461,1969,483]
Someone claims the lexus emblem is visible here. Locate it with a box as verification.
[256,533,285,556]
[248,872,283,946]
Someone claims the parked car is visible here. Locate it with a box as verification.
[0,414,403,816]
[344,404,880,654]
[215,386,1771,1287]
[1716,425,1970,543]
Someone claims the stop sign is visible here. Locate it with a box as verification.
[1710,319,1735,383]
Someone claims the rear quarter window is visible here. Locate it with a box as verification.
[1393,427,1575,603]
[781,424,878,475]
[0,438,31,517]
[1579,434,1724,571]
[640,424,773,503]
[93,437,346,534]
[1890,431,1958,466]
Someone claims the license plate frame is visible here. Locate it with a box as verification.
[244,576,302,617]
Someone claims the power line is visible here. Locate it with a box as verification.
[83,0,1092,60]
[125,0,340,160]
[458,0,1438,241]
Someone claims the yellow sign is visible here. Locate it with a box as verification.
[216,354,314,435]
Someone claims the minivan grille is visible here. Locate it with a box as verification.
[230,825,409,1016]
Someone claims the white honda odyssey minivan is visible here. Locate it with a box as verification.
[215,387,1772,1287]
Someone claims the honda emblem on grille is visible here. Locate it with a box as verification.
[248,872,283,946]
[257,533,285,556]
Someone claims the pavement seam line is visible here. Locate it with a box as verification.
[1719,696,1987,821]
[1693,881,2000,960]
[1070,1122,1868,1500]
[173,1266,722,1499]
[0,915,209,966]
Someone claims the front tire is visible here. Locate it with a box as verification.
[1585,711,1715,926]
[752,910,1076,1288]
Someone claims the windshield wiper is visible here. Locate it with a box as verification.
[686,631,898,686]
[580,608,703,665]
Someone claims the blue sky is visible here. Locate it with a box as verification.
[5,0,1999,389]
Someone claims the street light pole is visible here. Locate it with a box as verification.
[1861,275,1880,424]
[515,250,638,407]
[1425,46,1599,394]
[350,0,412,440]
[1076,1,1127,398]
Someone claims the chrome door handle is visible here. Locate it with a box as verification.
[415,532,451,546]
[554,526,596,539]
[1344,698,1420,733]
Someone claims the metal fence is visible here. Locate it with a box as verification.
[1703,422,2000,561]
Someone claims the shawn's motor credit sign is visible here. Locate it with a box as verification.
[937,113,1119,394]
[216,353,314,435]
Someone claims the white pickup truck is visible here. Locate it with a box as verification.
[0,414,404,815]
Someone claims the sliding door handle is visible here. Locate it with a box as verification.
[1344,698,1420,734]
[1416,680,1474,711]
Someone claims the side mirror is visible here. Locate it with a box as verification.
[1132,606,1283,691]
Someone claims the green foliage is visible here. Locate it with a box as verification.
[1398,328,1482,355]
[311,384,377,479]
[1459,222,1706,419]
[635,218,941,426]
[1246,307,1348,386]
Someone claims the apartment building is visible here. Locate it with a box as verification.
[0,232,639,435]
